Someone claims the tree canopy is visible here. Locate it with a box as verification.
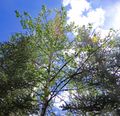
[0,6,120,116]
[62,34,120,115]
[0,36,39,115]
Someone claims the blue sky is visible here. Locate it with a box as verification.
[0,0,120,42]
[0,0,61,42]
[1,0,120,42]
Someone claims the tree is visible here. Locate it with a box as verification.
[14,6,106,115]
[62,29,120,115]
[0,36,39,115]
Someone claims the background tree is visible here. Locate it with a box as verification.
[0,36,39,115]
[62,29,120,115]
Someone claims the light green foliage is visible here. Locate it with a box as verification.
[14,6,75,115]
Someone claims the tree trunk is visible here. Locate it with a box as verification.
[40,101,48,116]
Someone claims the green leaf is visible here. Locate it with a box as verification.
[15,10,20,17]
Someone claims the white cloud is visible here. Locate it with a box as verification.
[62,0,70,6]
[62,0,105,29]
[95,27,110,39]
[87,8,105,28]
[67,0,90,15]
[62,0,120,31]
[105,2,120,30]
[54,91,70,109]
[62,0,120,41]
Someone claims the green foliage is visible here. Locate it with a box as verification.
[62,33,120,115]
[0,36,39,115]
[1,5,120,116]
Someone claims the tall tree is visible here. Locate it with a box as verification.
[15,6,104,115]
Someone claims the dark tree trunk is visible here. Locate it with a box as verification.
[40,101,48,116]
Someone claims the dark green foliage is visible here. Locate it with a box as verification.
[62,35,120,115]
[0,36,39,115]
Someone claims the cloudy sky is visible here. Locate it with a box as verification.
[0,0,120,41]
[63,0,120,30]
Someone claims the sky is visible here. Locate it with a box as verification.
[0,0,120,42]
[0,0,61,42]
